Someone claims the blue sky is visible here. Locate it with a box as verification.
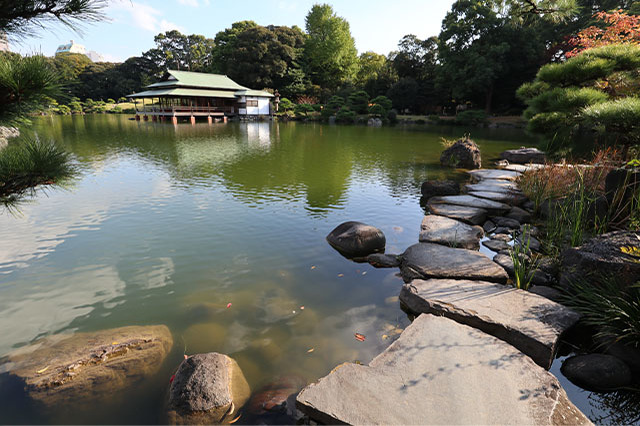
[12,0,454,62]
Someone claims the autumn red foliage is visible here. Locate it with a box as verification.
[567,10,640,57]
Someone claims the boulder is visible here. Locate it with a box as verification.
[400,243,508,283]
[419,215,484,250]
[482,238,509,252]
[491,233,512,242]
[560,231,640,289]
[428,195,510,215]
[561,354,632,392]
[326,221,386,258]
[500,147,546,164]
[167,352,250,425]
[507,206,532,223]
[515,235,542,252]
[529,286,564,303]
[296,314,590,425]
[469,190,526,205]
[3,325,173,406]
[468,169,521,181]
[420,180,459,199]
[400,279,581,369]
[492,216,521,229]
[427,203,487,225]
[366,253,401,268]
[494,253,552,286]
[483,220,496,233]
[440,138,482,169]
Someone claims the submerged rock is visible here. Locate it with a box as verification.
[296,314,590,425]
[326,221,386,258]
[247,375,306,416]
[366,253,401,268]
[560,230,640,289]
[561,354,632,392]
[500,147,546,164]
[420,180,459,199]
[400,279,581,369]
[440,138,481,169]
[400,242,508,283]
[167,352,250,425]
[419,214,483,250]
[3,325,173,406]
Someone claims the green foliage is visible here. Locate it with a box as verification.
[335,106,356,123]
[368,103,386,116]
[519,44,640,148]
[387,77,420,112]
[454,109,488,125]
[562,276,640,349]
[0,137,76,206]
[303,4,358,90]
[294,103,315,117]
[0,54,61,124]
[370,95,392,112]
[278,97,295,112]
[509,226,538,290]
[107,98,115,104]
[143,30,216,74]
[387,109,398,123]
[347,90,369,114]
[57,104,71,115]
[356,51,397,97]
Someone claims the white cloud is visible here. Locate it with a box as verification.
[108,1,183,33]
[177,0,200,6]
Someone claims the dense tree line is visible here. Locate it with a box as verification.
[24,1,640,116]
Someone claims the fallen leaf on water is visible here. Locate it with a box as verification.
[362,271,367,275]
[226,302,232,308]
[292,310,296,314]
[36,366,49,374]
[354,333,366,342]
[229,414,242,424]
[300,306,305,310]
[382,334,389,340]
[111,341,118,345]
[337,273,344,277]
[307,348,315,353]
[311,266,316,270]
[169,374,175,384]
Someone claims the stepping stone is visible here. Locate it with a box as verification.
[400,243,508,284]
[427,203,487,225]
[483,238,509,252]
[469,169,521,181]
[296,314,590,425]
[428,195,510,215]
[419,215,484,250]
[467,179,520,191]
[469,190,526,205]
[400,279,581,369]
[504,163,546,173]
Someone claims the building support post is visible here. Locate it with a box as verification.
[190,116,196,125]
[208,116,212,125]
[223,116,228,123]
[172,116,178,125]
[135,115,140,121]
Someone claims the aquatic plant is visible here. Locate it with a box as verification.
[510,225,538,290]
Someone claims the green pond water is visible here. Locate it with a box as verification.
[0,115,630,424]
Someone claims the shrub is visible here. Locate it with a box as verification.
[387,109,398,124]
[368,103,385,116]
[347,90,369,114]
[427,114,440,122]
[117,97,127,103]
[57,104,71,115]
[294,103,315,117]
[370,95,392,112]
[415,119,426,125]
[107,98,115,104]
[336,107,356,123]
[111,106,122,113]
[278,97,295,112]
[455,109,488,125]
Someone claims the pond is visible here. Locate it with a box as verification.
[0,115,628,424]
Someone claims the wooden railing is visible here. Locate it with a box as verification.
[136,106,235,114]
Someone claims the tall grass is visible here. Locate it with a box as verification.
[509,225,538,290]
[0,136,75,207]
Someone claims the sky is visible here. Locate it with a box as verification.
[11,0,455,62]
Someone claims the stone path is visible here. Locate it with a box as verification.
[427,203,487,225]
[428,194,511,215]
[399,279,580,369]
[469,169,521,181]
[296,314,591,425]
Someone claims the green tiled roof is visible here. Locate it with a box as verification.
[236,89,274,98]
[127,88,238,99]
[157,70,246,90]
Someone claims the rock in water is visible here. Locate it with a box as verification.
[400,279,580,369]
[366,253,401,268]
[420,180,460,199]
[296,314,590,425]
[561,354,632,392]
[247,375,307,415]
[3,325,173,406]
[400,243,508,283]
[326,221,386,258]
[419,215,483,250]
[167,352,250,425]
[560,230,640,289]
[468,169,521,181]
[440,138,482,169]
[428,195,511,215]
[500,147,546,164]
[427,203,487,225]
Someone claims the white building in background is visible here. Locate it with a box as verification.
[0,32,10,52]
[55,40,104,62]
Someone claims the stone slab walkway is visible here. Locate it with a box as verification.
[419,215,483,250]
[427,203,487,225]
[469,169,521,181]
[428,194,511,214]
[296,314,591,425]
[399,279,580,369]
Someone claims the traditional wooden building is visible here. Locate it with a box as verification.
[127,70,275,123]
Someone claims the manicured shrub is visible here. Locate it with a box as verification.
[455,109,488,125]
[368,103,385,116]
[370,95,392,112]
[347,90,369,114]
[336,106,356,123]
[294,103,315,117]
[278,97,295,112]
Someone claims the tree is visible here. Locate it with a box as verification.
[347,90,369,114]
[303,4,358,90]
[142,30,215,74]
[211,20,258,73]
[0,0,106,39]
[387,77,420,113]
[517,44,640,148]
[355,51,398,97]
[567,9,640,56]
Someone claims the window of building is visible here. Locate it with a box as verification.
[247,100,258,107]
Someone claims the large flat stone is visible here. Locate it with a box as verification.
[419,215,483,250]
[400,243,508,283]
[503,163,546,173]
[296,314,591,425]
[428,194,511,215]
[400,279,580,369]
[468,190,526,205]
[427,203,487,225]
[469,169,521,181]
[466,179,520,192]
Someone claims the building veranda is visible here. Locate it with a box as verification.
[127,70,276,124]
